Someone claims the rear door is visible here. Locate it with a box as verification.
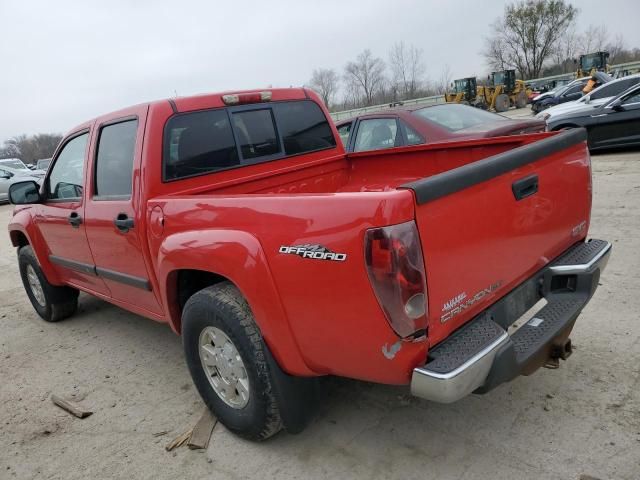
[83,106,163,316]
[406,131,592,345]
[35,130,111,295]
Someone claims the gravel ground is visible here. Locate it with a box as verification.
[1,122,639,479]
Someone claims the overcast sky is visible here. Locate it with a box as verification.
[1,0,639,143]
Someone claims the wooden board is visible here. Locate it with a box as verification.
[187,409,217,450]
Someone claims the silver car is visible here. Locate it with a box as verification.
[0,166,41,203]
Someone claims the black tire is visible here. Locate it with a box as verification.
[494,93,510,112]
[18,245,78,322]
[182,282,283,441]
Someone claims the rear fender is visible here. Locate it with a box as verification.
[156,229,314,376]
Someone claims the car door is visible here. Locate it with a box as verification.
[35,129,111,295]
[591,87,640,149]
[83,106,163,316]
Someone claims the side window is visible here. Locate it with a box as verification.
[564,84,583,96]
[353,118,398,152]
[592,79,638,100]
[231,109,280,161]
[163,109,238,181]
[337,122,352,146]
[48,133,88,200]
[402,121,424,145]
[621,91,640,105]
[272,101,336,155]
[95,120,137,198]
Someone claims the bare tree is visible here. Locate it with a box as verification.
[344,49,386,106]
[308,68,339,108]
[581,24,609,54]
[484,0,578,79]
[434,64,453,95]
[388,42,425,100]
[552,26,580,73]
[484,37,509,72]
[0,133,62,164]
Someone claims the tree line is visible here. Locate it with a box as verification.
[308,43,453,112]
[0,134,62,165]
[310,0,640,111]
[484,1,640,79]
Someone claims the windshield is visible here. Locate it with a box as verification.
[454,79,468,93]
[0,159,29,170]
[413,104,507,131]
[581,54,602,71]
[493,72,505,85]
[553,85,571,97]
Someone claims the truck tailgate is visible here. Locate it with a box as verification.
[401,129,592,346]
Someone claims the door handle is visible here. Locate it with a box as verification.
[114,213,134,233]
[68,212,82,228]
[512,174,539,201]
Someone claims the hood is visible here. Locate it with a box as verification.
[537,97,610,120]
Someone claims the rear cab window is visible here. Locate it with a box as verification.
[163,100,336,181]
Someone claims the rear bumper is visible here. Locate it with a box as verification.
[411,239,611,403]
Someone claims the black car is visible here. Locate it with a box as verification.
[530,78,590,114]
[547,83,640,151]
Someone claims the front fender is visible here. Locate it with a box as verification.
[156,229,315,377]
[8,207,63,285]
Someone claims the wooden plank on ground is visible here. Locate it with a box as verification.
[51,395,93,419]
[187,409,217,450]
[165,428,193,452]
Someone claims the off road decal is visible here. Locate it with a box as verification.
[279,244,347,262]
[440,281,502,323]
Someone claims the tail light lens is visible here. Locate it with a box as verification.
[364,221,428,338]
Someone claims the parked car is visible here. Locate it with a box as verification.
[537,74,640,122]
[7,87,609,440]
[530,77,594,114]
[36,158,52,171]
[546,83,640,150]
[0,158,46,178]
[0,166,41,203]
[336,103,545,152]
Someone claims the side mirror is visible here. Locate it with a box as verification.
[610,101,625,112]
[0,172,11,180]
[8,180,42,205]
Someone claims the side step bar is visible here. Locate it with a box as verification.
[411,239,611,403]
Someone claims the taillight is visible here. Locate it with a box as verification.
[222,91,272,106]
[364,221,428,338]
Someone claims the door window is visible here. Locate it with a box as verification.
[353,118,398,152]
[48,133,88,200]
[621,91,640,105]
[95,120,138,198]
[592,78,640,100]
[402,121,424,145]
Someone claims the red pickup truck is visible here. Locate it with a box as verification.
[8,88,610,440]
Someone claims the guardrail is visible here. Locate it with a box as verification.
[329,59,640,121]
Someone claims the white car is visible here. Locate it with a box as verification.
[537,74,640,122]
[0,158,46,177]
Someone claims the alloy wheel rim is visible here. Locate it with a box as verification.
[26,265,46,307]
[198,326,250,409]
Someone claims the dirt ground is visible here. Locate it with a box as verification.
[1,125,639,479]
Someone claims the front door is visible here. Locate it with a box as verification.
[83,107,163,316]
[36,130,110,295]
[592,89,640,148]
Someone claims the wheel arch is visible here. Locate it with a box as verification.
[156,229,315,376]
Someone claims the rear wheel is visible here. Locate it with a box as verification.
[494,94,510,112]
[182,282,283,441]
[18,245,78,322]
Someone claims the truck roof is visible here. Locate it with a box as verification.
[67,87,312,135]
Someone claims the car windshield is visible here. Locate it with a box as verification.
[413,104,507,131]
[553,85,571,97]
[0,159,29,170]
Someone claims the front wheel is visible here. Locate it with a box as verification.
[182,282,283,441]
[18,245,78,322]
